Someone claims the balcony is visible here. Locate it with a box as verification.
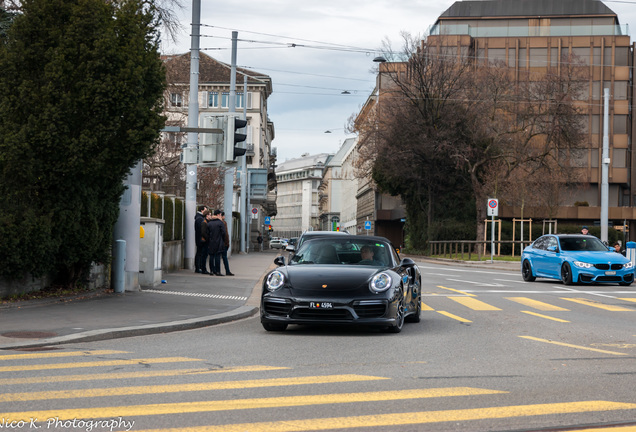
[428,24,629,38]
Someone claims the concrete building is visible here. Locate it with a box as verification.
[273,153,332,238]
[428,0,636,233]
[318,138,358,232]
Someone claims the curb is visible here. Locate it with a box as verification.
[0,306,258,350]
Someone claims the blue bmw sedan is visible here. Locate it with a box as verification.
[521,234,634,286]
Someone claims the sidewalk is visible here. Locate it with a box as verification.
[0,251,520,351]
[0,249,280,350]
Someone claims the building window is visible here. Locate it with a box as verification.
[550,48,559,67]
[221,92,230,108]
[508,48,516,67]
[518,48,527,68]
[529,48,548,67]
[170,93,182,107]
[613,115,628,134]
[615,81,628,100]
[571,47,590,66]
[488,48,506,64]
[613,149,627,168]
[208,92,218,108]
[615,47,629,66]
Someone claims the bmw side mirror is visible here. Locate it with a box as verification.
[274,256,285,266]
[547,246,558,253]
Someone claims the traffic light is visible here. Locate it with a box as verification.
[199,115,225,164]
[224,115,248,162]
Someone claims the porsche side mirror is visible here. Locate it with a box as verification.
[274,256,285,266]
[400,257,416,267]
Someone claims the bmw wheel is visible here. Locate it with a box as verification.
[522,260,536,282]
[561,262,573,285]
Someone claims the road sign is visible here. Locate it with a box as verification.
[364,221,372,230]
[252,208,258,215]
[487,198,499,216]
[264,216,271,225]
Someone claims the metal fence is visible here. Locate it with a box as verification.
[428,240,533,260]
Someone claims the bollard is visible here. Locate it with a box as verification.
[626,242,636,268]
[113,239,126,294]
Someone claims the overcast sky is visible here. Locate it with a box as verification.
[161,0,636,163]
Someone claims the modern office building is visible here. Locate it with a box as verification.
[427,0,636,233]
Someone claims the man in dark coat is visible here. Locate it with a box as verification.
[207,210,226,276]
[194,205,207,273]
[199,210,211,274]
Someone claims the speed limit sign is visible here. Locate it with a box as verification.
[487,199,499,216]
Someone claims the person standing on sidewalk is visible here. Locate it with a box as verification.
[194,205,207,273]
[199,210,212,274]
[257,232,263,252]
[219,212,234,276]
[207,210,226,276]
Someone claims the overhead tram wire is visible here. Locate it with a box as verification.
[199,24,378,55]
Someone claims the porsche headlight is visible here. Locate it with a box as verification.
[624,261,634,269]
[370,272,392,293]
[266,271,285,291]
[573,261,594,269]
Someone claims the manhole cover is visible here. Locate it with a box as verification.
[1,331,57,339]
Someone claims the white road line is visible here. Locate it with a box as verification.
[142,289,247,301]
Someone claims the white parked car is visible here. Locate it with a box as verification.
[270,238,288,249]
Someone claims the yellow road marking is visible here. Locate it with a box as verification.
[521,311,570,323]
[561,298,634,312]
[0,365,289,386]
[438,286,475,297]
[437,311,472,323]
[0,387,506,421]
[0,350,128,361]
[618,298,636,304]
[0,375,388,402]
[126,401,636,432]
[519,336,628,356]
[0,357,200,373]
[506,297,569,311]
[449,297,501,311]
[421,302,435,311]
[566,427,636,432]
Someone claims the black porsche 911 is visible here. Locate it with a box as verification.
[260,235,422,333]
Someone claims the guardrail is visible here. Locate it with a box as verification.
[428,240,532,260]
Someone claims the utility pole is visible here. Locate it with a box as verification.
[224,31,238,256]
[184,0,201,269]
[601,88,610,243]
[240,75,249,253]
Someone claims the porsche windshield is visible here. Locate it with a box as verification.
[290,238,392,267]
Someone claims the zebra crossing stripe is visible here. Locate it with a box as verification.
[127,401,636,432]
[142,289,247,301]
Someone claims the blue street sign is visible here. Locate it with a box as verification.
[264,216,271,225]
[364,221,372,230]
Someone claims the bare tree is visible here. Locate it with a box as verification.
[363,34,588,248]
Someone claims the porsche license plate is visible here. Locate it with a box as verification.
[605,271,616,276]
[309,302,333,309]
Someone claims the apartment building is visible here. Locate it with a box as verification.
[160,52,277,217]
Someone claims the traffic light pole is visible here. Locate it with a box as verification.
[184,0,201,270]
[223,31,239,257]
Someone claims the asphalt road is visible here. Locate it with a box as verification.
[1,260,635,431]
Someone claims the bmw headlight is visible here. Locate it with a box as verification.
[624,261,634,269]
[370,272,392,293]
[573,261,594,269]
[266,271,285,291]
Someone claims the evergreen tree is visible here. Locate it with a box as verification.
[0,0,166,285]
